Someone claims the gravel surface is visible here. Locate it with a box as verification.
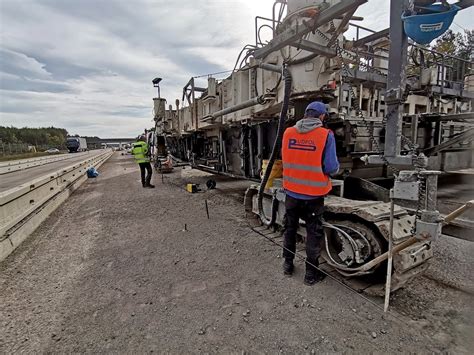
[0,153,472,353]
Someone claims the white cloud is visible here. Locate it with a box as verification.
[0,48,52,79]
[0,0,471,137]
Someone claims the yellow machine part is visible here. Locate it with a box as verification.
[186,184,198,193]
[260,159,283,189]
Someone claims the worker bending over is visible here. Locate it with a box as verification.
[282,101,339,285]
[131,135,155,188]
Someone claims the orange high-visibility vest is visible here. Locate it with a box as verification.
[282,126,332,196]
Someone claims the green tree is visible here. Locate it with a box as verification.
[432,29,473,61]
[431,29,458,56]
[455,30,473,61]
[0,126,69,148]
[429,29,473,83]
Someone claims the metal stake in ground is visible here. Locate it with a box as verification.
[205,200,210,219]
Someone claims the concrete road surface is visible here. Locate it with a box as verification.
[0,153,472,353]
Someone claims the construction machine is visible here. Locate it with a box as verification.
[152,0,473,294]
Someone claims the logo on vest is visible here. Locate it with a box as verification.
[288,138,317,151]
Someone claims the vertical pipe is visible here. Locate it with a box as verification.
[255,16,258,46]
[248,128,255,177]
[369,121,374,151]
[384,192,395,312]
[240,129,246,173]
[384,0,410,158]
[411,115,419,146]
[338,83,344,113]
[176,99,181,135]
[258,66,291,226]
[442,56,446,90]
[257,124,263,174]
[434,121,441,146]
[218,130,223,168]
[425,174,439,212]
[368,90,373,117]
[191,78,197,130]
[219,130,228,172]
[185,138,189,161]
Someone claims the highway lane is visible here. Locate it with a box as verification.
[0,151,85,165]
[0,151,93,175]
[0,150,107,193]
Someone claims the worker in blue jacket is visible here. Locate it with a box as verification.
[282,101,339,285]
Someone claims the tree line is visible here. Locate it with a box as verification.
[0,126,69,148]
[431,29,473,61]
[427,29,473,83]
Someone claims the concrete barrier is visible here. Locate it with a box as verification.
[0,150,113,262]
[0,151,92,175]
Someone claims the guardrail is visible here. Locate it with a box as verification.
[0,151,92,175]
[0,149,113,262]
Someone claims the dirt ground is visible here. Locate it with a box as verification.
[1,153,472,353]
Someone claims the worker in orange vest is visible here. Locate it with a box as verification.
[281,101,339,285]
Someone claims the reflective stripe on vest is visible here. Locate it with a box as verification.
[283,175,329,187]
[282,126,332,196]
[282,162,323,173]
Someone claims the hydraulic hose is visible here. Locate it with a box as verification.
[257,65,292,226]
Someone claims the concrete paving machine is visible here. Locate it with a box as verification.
[152,0,473,294]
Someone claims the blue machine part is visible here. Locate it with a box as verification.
[87,167,99,178]
[402,4,460,45]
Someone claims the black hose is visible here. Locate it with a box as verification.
[257,65,292,226]
[287,52,318,66]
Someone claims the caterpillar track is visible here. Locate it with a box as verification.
[245,184,433,296]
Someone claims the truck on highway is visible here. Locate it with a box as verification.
[66,137,88,153]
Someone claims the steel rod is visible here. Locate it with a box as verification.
[443,200,474,225]
[258,63,283,73]
[202,96,265,122]
[384,194,395,312]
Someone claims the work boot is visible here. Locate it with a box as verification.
[303,269,326,286]
[145,183,155,188]
[283,259,294,276]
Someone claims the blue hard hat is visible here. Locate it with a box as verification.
[305,101,327,117]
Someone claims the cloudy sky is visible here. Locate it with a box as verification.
[0,0,471,137]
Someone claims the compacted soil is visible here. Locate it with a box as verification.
[1,153,472,353]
